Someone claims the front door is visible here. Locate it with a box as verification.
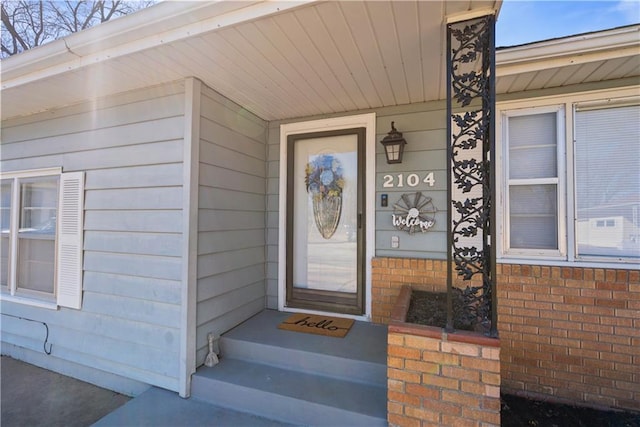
[285,128,366,315]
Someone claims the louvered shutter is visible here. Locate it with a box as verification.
[56,172,85,309]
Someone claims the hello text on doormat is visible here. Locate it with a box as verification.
[278,313,355,338]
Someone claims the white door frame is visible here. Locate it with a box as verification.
[278,113,376,321]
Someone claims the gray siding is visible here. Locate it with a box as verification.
[195,85,268,365]
[265,100,450,309]
[1,82,186,394]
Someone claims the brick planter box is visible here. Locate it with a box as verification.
[388,285,501,427]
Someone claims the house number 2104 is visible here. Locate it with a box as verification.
[382,172,435,188]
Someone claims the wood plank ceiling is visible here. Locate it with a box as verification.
[2,1,638,122]
[2,1,497,121]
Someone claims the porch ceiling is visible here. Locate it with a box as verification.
[1,0,501,122]
[496,25,640,95]
[2,3,637,123]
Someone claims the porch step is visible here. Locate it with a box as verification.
[220,310,387,386]
[191,310,388,426]
[192,359,387,426]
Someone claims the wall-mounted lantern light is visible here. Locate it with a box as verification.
[380,121,407,164]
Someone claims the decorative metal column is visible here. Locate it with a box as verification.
[445,15,497,337]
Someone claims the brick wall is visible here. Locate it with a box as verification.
[498,264,639,412]
[373,257,640,412]
[388,286,501,427]
[372,258,448,324]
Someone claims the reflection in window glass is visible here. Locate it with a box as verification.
[1,180,11,287]
[16,177,58,294]
[506,111,560,251]
[575,105,640,259]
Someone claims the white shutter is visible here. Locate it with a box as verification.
[56,171,85,309]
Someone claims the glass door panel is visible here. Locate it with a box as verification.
[286,128,365,315]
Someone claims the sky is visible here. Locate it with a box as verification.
[495,0,640,47]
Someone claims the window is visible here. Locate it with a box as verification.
[1,168,84,308]
[574,103,639,259]
[500,95,639,264]
[502,106,565,257]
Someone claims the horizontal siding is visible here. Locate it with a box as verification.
[85,163,183,189]
[0,82,186,393]
[195,84,268,366]
[0,116,185,159]
[83,271,180,304]
[84,231,182,257]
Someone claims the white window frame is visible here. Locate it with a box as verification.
[1,167,85,309]
[500,105,567,260]
[497,86,640,267]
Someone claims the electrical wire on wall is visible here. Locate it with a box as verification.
[1,313,52,355]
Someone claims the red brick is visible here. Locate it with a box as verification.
[612,344,639,355]
[421,399,462,416]
[388,401,404,415]
[568,347,599,359]
[596,281,628,291]
[481,371,501,386]
[442,366,480,382]
[405,360,440,375]
[614,326,639,337]
[599,352,632,364]
[422,373,460,390]
[405,335,440,351]
[389,356,405,369]
[580,288,612,298]
[422,350,460,366]
[405,383,440,400]
[389,345,421,360]
[481,396,502,411]
[387,333,404,347]
[566,330,598,342]
[553,353,582,365]
[441,414,477,427]
[460,356,499,372]
[580,340,612,352]
[550,286,580,296]
[462,407,501,425]
[616,270,629,283]
[404,406,441,423]
[565,295,595,305]
[583,305,616,316]
[389,379,405,392]
[389,390,421,407]
[595,298,626,308]
[389,368,422,384]
[599,316,633,327]
[388,413,421,427]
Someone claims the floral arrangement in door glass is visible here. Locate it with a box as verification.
[305,154,344,239]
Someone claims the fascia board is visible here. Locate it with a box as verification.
[496,25,640,76]
[1,0,315,87]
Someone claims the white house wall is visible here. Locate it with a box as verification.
[0,82,186,395]
[195,83,268,365]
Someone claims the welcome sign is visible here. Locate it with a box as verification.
[392,192,437,234]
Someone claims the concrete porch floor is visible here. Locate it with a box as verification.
[0,356,293,427]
